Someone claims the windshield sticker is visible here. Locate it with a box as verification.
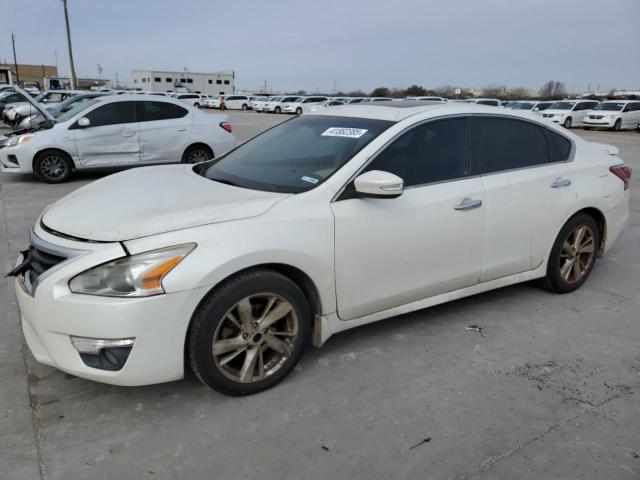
[321,127,368,139]
[301,176,319,184]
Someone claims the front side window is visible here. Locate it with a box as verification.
[84,101,136,127]
[198,116,393,193]
[472,117,549,173]
[136,101,188,121]
[363,117,470,187]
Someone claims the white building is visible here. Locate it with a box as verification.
[131,69,234,95]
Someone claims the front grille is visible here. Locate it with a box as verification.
[28,244,66,276]
[543,113,553,118]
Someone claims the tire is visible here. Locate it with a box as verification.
[583,127,591,131]
[187,269,312,396]
[612,119,621,131]
[296,107,302,115]
[182,144,213,164]
[242,104,248,111]
[193,103,200,108]
[33,150,73,183]
[275,106,281,114]
[563,117,572,129]
[539,213,600,294]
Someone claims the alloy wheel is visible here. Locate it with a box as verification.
[40,155,69,181]
[186,148,210,163]
[212,293,299,384]
[558,225,595,284]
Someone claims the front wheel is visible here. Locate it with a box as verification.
[612,119,622,131]
[187,270,311,396]
[296,107,302,115]
[539,214,600,293]
[274,106,281,114]
[33,150,73,183]
[563,117,572,128]
[242,104,248,111]
[193,103,200,108]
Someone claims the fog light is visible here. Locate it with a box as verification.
[70,337,135,371]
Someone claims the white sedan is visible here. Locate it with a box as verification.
[10,102,630,396]
[541,100,600,128]
[0,94,236,182]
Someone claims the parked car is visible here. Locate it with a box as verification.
[0,93,236,182]
[510,100,554,112]
[541,100,599,128]
[16,92,112,130]
[302,100,345,114]
[22,82,41,94]
[203,95,223,109]
[466,98,501,106]
[264,96,298,113]
[8,90,81,126]
[250,96,271,112]
[281,96,329,114]
[582,100,640,131]
[8,102,630,395]
[221,95,252,110]
[0,91,29,115]
[410,96,447,102]
[174,93,203,108]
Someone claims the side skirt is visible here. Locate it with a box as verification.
[311,264,547,347]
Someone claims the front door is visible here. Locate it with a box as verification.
[332,117,485,320]
[74,101,139,167]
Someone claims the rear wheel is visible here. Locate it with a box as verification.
[33,150,73,183]
[182,144,213,164]
[187,270,311,396]
[193,102,200,108]
[242,104,248,111]
[563,117,572,128]
[296,107,303,115]
[275,106,281,114]
[612,119,622,131]
[540,214,599,293]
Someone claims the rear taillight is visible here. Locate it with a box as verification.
[219,122,232,133]
[610,164,632,191]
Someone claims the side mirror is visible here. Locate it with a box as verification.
[533,107,540,111]
[353,170,404,199]
[77,117,90,127]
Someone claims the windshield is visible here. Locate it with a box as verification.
[593,102,624,111]
[55,99,100,122]
[512,102,536,110]
[198,115,394,194]
[549,101,575,110]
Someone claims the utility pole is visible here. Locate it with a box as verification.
[11,33,20,83]
[62,0,77,89]
[115,72,119,89]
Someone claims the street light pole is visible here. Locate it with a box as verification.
[11,33,20,83]
[62,0,77,89]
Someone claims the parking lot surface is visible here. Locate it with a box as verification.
[1,112,639,480]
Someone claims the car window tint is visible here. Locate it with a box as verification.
[364,117,470,187]
[85,101,136,126]
[136,101,188,121]
[545,129,572,163]
[473,117,549,173]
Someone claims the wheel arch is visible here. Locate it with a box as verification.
[32,147,75,171]
[573,207,606,257]
[184,263,323,361]
[181,142,214,162]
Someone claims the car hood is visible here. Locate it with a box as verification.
[41,165,289,242]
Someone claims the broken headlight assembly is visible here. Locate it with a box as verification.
[69,244,195,297]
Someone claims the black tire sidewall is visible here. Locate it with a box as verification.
[182,145,212,164]
[564,117,572,128]
[544,214,600,293]
[34,151,72,183]
[187,270,312,396]
[275,107,281,114]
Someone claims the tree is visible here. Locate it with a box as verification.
[405,84,428,97]
[481,85,507,98]
[370,87,391,97]
[539,80,567,100]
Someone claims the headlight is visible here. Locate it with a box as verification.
[69,244,195,297]
[7,134,34,146]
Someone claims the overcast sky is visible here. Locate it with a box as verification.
[4,0,639,93]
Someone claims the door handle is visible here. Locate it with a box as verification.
[454,198,482,211]
[550,178,571,188]
[122,131,137,137]
[177,128,187,132]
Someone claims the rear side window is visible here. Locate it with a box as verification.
[545,129,572,163]
[472,117,548,173]
[85,101,136,127]
[136,101,188,122]
[364,117,470,187]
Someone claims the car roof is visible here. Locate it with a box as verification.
[307,101,551,122]
[96,94,189,106]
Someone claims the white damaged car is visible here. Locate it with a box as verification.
[10,102,630,395]
[0,92,236,183]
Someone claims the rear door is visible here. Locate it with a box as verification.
[73,101,140,167]
[136,100,191,163]
[472,116,575,281]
